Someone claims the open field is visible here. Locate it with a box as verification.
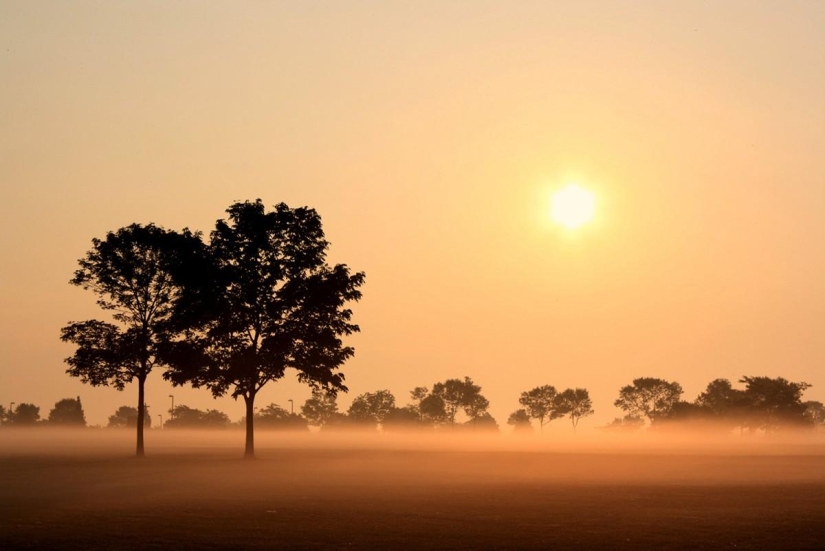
[2,432,825,550]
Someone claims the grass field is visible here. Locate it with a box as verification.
[2,432,825,550]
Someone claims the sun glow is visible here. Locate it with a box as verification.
[551,184,595,229]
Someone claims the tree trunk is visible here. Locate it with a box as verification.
[244,393,256,459]
[136,376,146,458]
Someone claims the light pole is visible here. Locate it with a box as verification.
[158,414,163,429]
[169,395,175,420]
[288,399,294,415]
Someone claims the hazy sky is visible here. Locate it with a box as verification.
[1,1,824,429]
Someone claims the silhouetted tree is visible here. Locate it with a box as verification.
[162,201,364,458]
[695,378,750,430]
[431,377,489,427]
[6,403,40,426]
[466,412,498,432]
[739,376,810,433]
[614,377,683,424]
[301,390,339,427]
[519,385,563,434]
[107,406,151,428]
[61,224,204,456]
[803,401,825,428]
[555,388,594,432]
[347,390,396,428]
[601,414,644,432]
[165,405,231,429]
[382,406,422,431]
[255,403,309,431]
[507,409,533,434]
[47,397,86,427]
[419,393,448,426]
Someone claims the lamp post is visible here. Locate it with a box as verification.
[158,414,163,429]
[169,395,174,420]
[9,402,14,413]
[288,399,294,415]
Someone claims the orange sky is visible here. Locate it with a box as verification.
[1,1,824,430]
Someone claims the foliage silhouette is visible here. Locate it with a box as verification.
[5,403,40,426]
[431,377,489,427]
[301,390,340,428]
[165,405,231,429]
[254,403,309,431]
[107,405,151,428]
[507,409,533,433]
[347,390,396,428]
[519,385,563,434]
[61,223,204,456]
[555,388,594,432]
[739,376,810,433]
[161,201,364,458]
[614,377,683,424]
[47,397,86,427]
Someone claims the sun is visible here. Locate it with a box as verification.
[551,184,595,229]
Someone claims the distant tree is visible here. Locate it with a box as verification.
[162,201,365,458]
[694,378,750,430]
[555,388,594,432]
[739,376,810,433]
[519,385,563,434]
[803,401,825,428]
[320,412,356,431]
[466,412,498,432]
[382,406,422,431]
[165,405,231,429]
[301,390,339,427]
[431,377,489,427]
[107,406,151,428]
[614,377,683,424]
[507,409,533,434]
[419,393,448,426]
[601,415,644,432]
[6,403,40,426]
[255,403,309,431]
[347,390,396,427]
[60,224,204,456]
[0,405,6,426]
[47,397,86,427]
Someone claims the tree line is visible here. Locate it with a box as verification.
[5,375,822,434]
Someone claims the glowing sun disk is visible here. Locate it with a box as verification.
[551,184,595,229]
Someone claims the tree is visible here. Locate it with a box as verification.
[507,409,533,434]
[107,406,151,428]
[0,405,5,426]
[382,406,422,431]
[695,378,750,430]
[165,405,231,429]
[6,403,40,426]
[431,377,489,427]
[163,201,365,458]
[519,385,563,434]
[601,415,644,433]
[803,401,825,428]
[739,376,810,433]
[467,412,498,432]
[255,404,309,431]
[48,397,86,427]
[301,390,340,428]
[555,388,594,432]
[60,224,204,456]
[347,390,396,428]
[614,377,683,424]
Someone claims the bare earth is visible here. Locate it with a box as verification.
[1,433,825,550]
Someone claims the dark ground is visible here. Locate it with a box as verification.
[2,441,825,550]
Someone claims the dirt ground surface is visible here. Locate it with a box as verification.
[2,432,825,550]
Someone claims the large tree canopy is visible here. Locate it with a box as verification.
[614,377,683,424]
[163,201,365,457]
[60,224,204,456]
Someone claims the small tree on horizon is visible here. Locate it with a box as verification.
[555,388,594,432]
[507,409,533,434]
[5,403,41,426]
[301,389,340,428]
[519,385,563,434]
[47,397,87,427]
[107,405,151,428]
[614,377,683,424]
